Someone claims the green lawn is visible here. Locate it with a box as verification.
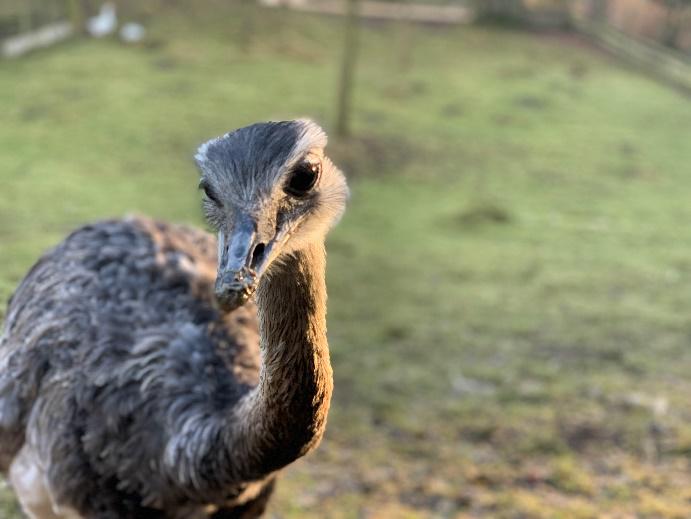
[2,5,691,517]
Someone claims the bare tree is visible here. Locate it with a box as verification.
[67,0,85,34]
[592,0,608,23]
[394,5,416,75]
[20,0,33,33]
[236,0,258,52]
[335,0,361,138]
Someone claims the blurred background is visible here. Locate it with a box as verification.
[1,0,691,517]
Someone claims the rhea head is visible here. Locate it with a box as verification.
[195,119,348,311]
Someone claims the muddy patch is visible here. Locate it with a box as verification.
[151,56,179,70]
[497,65,537,80]
[441,103,464,118]
[453,202,513,227]
[330,134,421,178]
[384,79,429,100]
[20,104,50,122]
[556,415,624,452]
[619,141,637,157]
[569,61,589,80]
[493,113,515,125]
[514,94,549,110]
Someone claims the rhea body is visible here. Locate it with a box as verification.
[0,120,348,518]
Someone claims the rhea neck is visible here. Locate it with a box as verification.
[231,242,333,480]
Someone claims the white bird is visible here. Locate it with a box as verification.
[86,3,117,38]
[120,23,146,44]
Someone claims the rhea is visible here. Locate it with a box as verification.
[0,120,348,518]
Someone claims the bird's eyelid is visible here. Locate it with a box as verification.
[199,179,221,205]
[296,150,324,174]
[305,148,324,161]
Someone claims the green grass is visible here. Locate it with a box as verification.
[2,5,691,517]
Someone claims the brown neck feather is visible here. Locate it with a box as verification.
[230,243,333,480]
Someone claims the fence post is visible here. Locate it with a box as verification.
[67,0,84,33]
[20,0,33,33]
[593,0,607,24]
[237,0,257,52]
[335,0,360,138]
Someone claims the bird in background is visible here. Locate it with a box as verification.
[86,2,117,38]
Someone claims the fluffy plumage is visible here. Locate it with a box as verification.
[0,119,348,518]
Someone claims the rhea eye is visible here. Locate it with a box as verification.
[284,161,320,197]
[200,181,221,206]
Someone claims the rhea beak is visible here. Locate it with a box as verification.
[214,214,280,311]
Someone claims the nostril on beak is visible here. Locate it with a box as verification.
[250,243,266,270]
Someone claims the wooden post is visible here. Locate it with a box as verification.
[593,0,607,24]
[48,0,61,22]
[20,0,33,33]
[66,0,84,33]
[335,0,360,138]
[395,1,415,74]
[238,0,257,53]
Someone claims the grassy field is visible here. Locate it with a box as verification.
[1,4,691,517]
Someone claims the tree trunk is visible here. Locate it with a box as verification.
[66,0,84,34]
[335,0,360,138]
[20,0,33,34]
[395,3,416,75]
[238,0,257,53]
[661,4,682,49]
[592,0,608,24]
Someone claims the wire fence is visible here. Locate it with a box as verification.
[0,0,70,39]
[478,0,691,55]
[1,0,690,68]
[579,0,691,54]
